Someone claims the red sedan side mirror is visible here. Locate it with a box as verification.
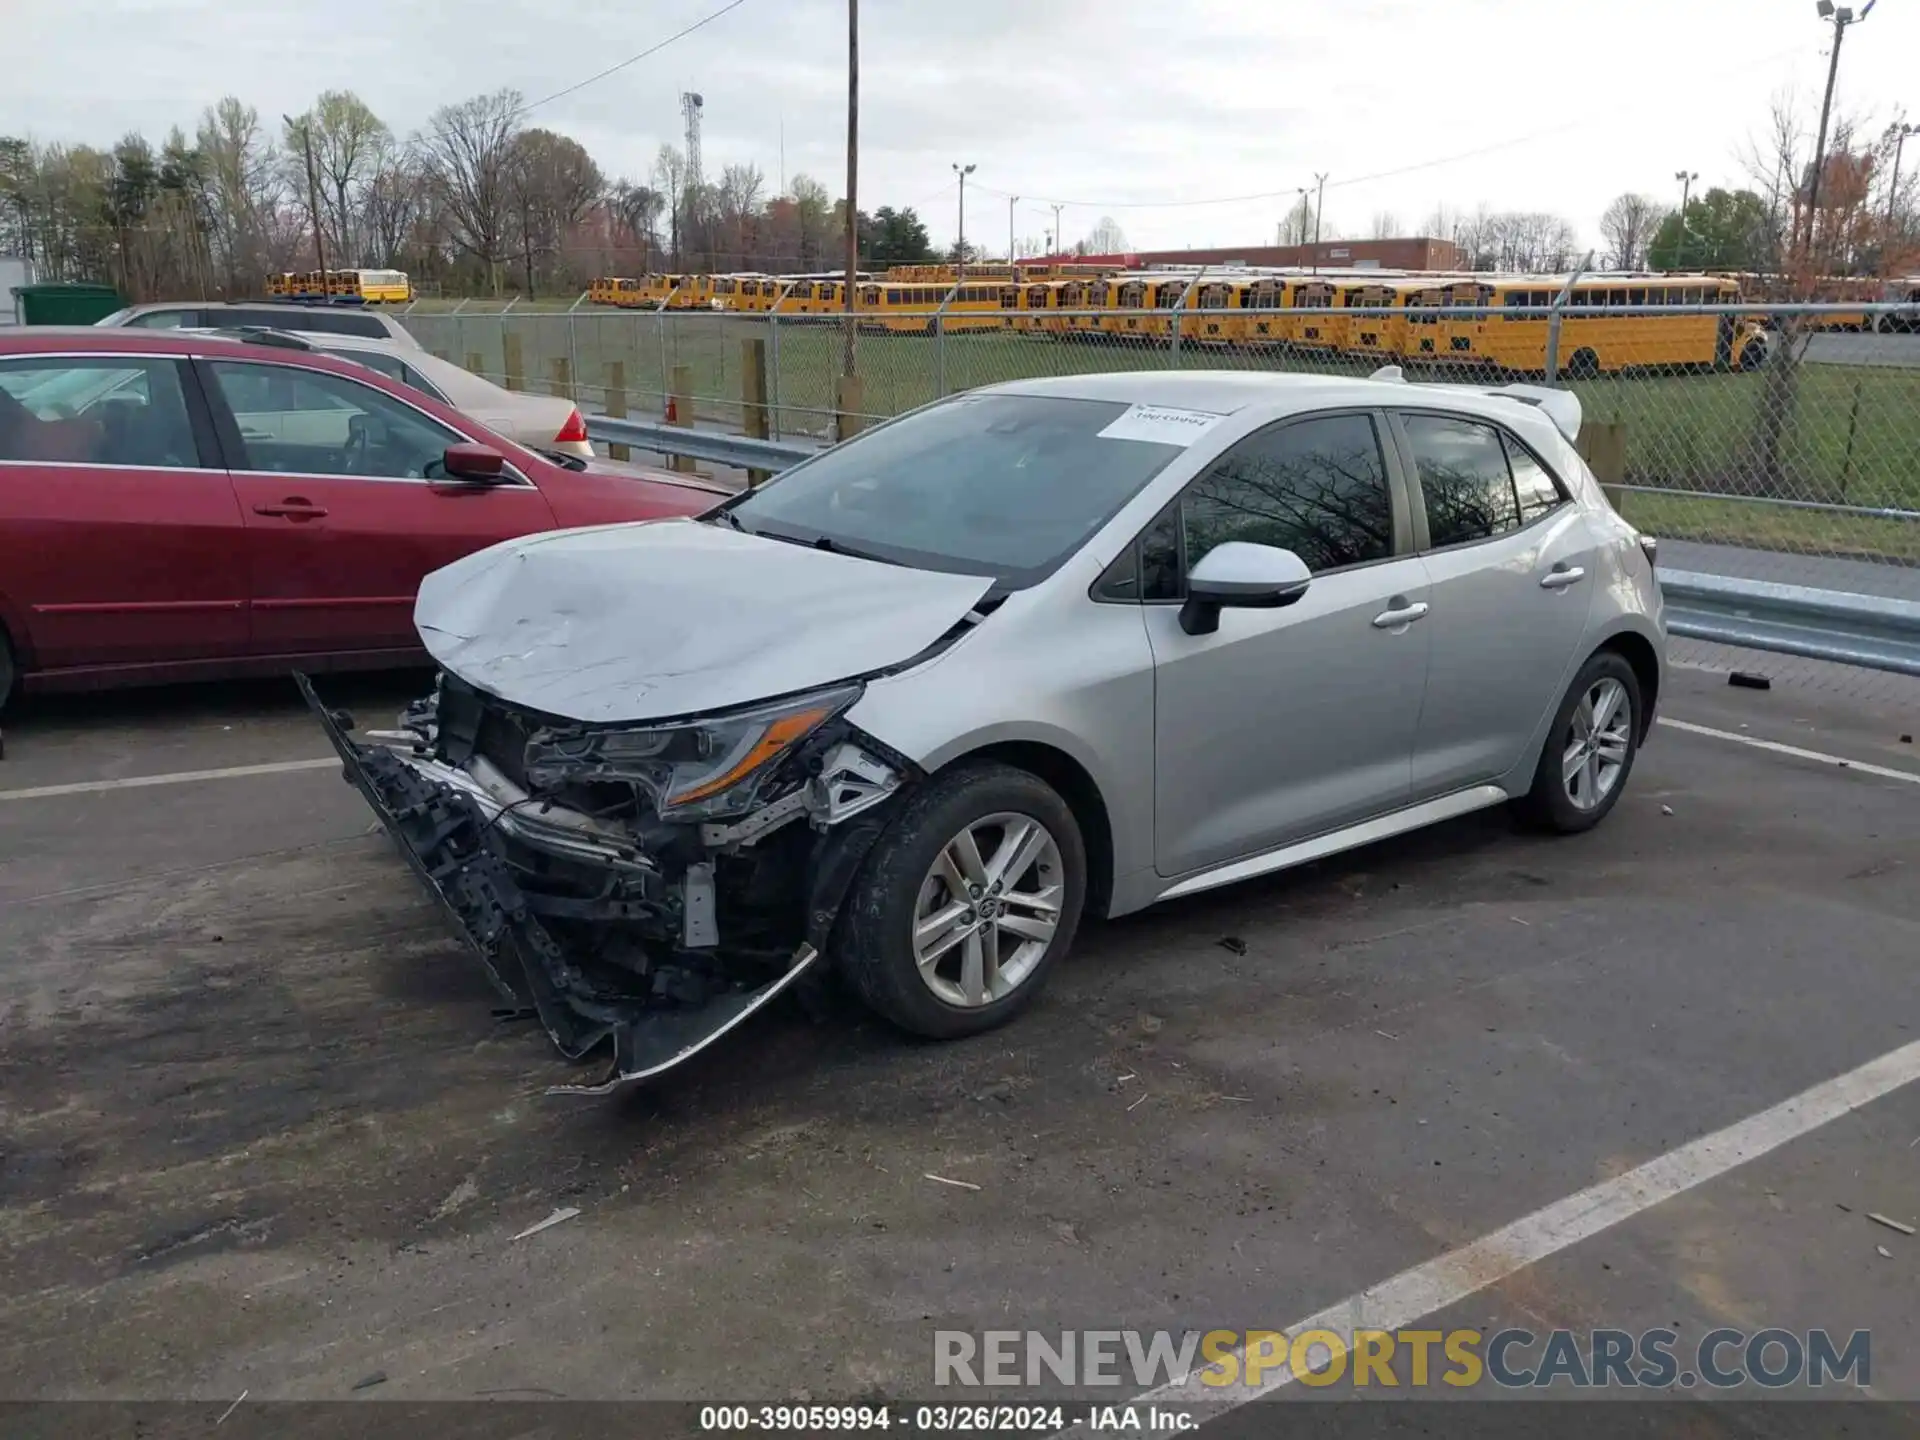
[442,443,506,482]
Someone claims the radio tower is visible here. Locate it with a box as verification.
[680,91,705,267]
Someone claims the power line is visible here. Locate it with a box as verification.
[966,42,1806,215]
[516,0,753,120]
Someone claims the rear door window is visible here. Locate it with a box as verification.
[1401,414,1523,548]
[0,356,202,468]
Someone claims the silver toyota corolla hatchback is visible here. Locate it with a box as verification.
[307,369,1665,1091]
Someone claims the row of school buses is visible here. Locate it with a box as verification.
[263,270,414,304]
[589,265,1779,376]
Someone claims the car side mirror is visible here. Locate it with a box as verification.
[441,442,506,483]
[1179,541,1312,636]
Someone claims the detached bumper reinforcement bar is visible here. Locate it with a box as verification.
[297,673,820,1093]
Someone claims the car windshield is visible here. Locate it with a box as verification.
[726,393,1193,587]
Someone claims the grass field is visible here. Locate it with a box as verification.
[396,309,1920,560]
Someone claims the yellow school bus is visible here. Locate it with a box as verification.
[1339,277,1432,361]
[1430,274,1768,375]
[1285,278,1344,352]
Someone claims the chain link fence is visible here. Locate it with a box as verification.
[398,298,1920,708]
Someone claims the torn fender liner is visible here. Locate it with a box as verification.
[298,674,816,1089]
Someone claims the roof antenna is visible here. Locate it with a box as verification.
[1369,364,1406,383]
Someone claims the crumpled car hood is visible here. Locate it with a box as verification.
[414,518,995,723]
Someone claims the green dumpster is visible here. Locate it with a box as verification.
[11,283,125,326]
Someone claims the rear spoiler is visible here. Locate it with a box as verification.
[1368,365,1583,443]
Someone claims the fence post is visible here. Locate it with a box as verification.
[1170,265,1207,367]
[767,314,783,441]
[1543,250,1594,385]
[837,374,867,442]
[567,313,581,409]
[1577,420,1628,513]
[605,360,630,461]
[466,351,485,381]
[549,356,572,401]
[934,314,947,398]
[502,331,524,392]
[741,337,772,486]
[668,362,695,474]
[657,310,669,420]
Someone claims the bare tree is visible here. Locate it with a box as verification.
[421,88,523,291]
[788,172,831,268]
[196,98,283,291]
[1368,211,1401,240]
[505,128,603,295]
[651,143,687,264]
[289,90,390,264]
[714,162,765,271]
[1599,194,1666,269]
[610,180,666,269]
[1086,215,1128,253]
[361,134,426,268]
[1278,194,1315,247]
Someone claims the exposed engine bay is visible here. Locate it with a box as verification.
[299,671,919,1093]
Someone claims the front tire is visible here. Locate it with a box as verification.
[1517,651,1643,834]
[836,762,1086,1039]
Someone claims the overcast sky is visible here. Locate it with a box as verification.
[6,0,1917,254]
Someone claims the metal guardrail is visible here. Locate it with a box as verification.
[1660,569,1920,677]
[583,413,1919,680]
[585,416,818,472]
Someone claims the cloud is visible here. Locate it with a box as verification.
[4,0,1914,252]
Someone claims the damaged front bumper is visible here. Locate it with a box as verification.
[299,674,902,1093]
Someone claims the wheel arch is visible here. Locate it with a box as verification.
[936,738,1117,922]
[1592,627,1663,741]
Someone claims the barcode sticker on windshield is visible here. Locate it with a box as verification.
[1096,404,1225,447]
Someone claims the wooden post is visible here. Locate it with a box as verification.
[465,351,485,380]
[502,331,524,393]
[835,373,866,442]
[741,338,771,486]
[432,350,451,364]
[668,362,695,474]
[605,360,630,461]
[549,356,573,401]
[1577,420,1627,514]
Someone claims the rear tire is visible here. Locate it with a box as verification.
[836,762,1086,1040]
[1566,348,1600,380]
[1738,338,1769,372]
[1516,651,1643,834]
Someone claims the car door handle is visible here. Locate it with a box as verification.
[1372,600,1430,629]
[253,500,329,520]
[1540,565,1587,590]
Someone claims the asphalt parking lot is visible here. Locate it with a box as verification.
[1,654,1916,1426]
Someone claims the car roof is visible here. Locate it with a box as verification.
[984,369,1580,447]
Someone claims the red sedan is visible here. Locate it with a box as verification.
[0,328,724,705]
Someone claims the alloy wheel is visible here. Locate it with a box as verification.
[911,812,1064,1008]
[1563,676,1632,811]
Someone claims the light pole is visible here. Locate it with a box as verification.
[1674,170,1698,267]
[1009,194,1019,266]
[1051,203,1064,257]
[1297,174,1328,272]
[1805,0,1875,264]
[1890,121,1915,230]
[952,162,975,279]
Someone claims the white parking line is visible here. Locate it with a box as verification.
[1659,717,1920,785]
[1114,1036,1920,1422]
[0,757,339,802]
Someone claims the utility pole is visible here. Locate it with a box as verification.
[842,0,858,380]
[1890,122,1914,231]
[1052,203,1064,256]
[952,162,975,278]
[1009,194,1019,265]
[286,114,327,283]
[1674,170,1699,267]
[1804,0,1874,266]
[1310,172,1328,273]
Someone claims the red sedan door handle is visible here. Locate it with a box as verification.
[253,497,329,521]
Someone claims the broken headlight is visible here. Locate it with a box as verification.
[523,685,861,820]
